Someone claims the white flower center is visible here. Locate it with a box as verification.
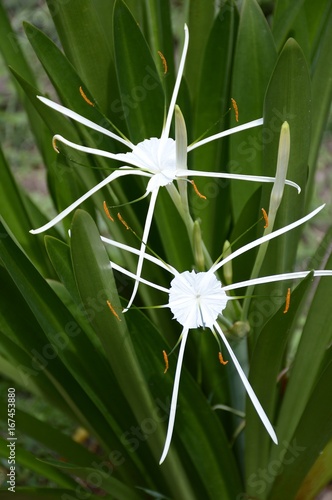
[123,137,177,192]
[168,271,228,329]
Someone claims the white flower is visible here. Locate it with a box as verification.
[30,25,300,310]
[101,203,332,464]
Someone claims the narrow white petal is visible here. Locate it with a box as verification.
[101,236,177,275]
[214,322,278,444]
[188,118,264,152]
[159,328,190,464]
[30,169,148,234]
[110,262,169,293]
[123,188,159,312]
[37,95,133,148]
[212,204,325,273]
[162,25,189,139]
[176,169,301,193]
[223,270,332,292]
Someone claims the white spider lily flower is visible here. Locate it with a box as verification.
[101,203,332,464]
[30,25,300,310]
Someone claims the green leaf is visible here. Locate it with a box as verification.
[245,273,314,495]
[39,459,143,500]
[270,251,332,465]
[268,358,332,500]
[0,222,134,456]
[295,438,332,500]
[0,436,76,489]
[230,0,277,220]
[191,1,238,254]
[272,0,306,49]
[113,0,164,143]
[248,38,311,338]
[306,2,332,204]
[45,0,115,113]
[185,0,215,101]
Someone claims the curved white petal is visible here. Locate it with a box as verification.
[30,169,149,234]
[212,204,325,273]
[110,262,169,294]
[159,328,190,464]
[223,270,332,292]
[37,95,133,148]
[176,169,301,193]
[162,24,189,140]
[214,322,278,444]
[52,134,136,164]
[187,118,264,152]
[123,188,159,312]
[101,236,177,275]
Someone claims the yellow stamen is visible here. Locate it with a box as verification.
[106,300,121,321]
[79,86,94,106]
[52,137,60,153]
[103,201,114,222]
[283,288,291,314]
[231,98,239,122]
[218,352,228,366]
[117,212,130,230]
[157,51,168,74]
[261,207,269,229]
[163,350,169,373]
[190,180,206,200]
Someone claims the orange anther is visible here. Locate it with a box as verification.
[231,98,239,122]
[163,350,169,373]
[218,352,228,366]
[190,180,206,200]
[103,201,114,221]
[261,208,269,229]
[283,288,291,314]
[157,51,168,74]
[106,300,121,321]
[117,212,129,230]
[79,86,94,106]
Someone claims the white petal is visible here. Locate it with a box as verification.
[101,236,177,275]
[176,169,301,193]
[159,328,190,464]
[212,204,325,273]
[214,322,278,444]
[123,188,159,312]
[30,169,149,234]
[162,25,189,140]
[37,95,133,148]
[223,270,332,292]
[187,118,264,152]
[110,262,169,294]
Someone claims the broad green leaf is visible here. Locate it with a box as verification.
[185,0,215,100]
[143,0,175,102]
[270,251,332,464]
[306,2,332,204]
[295,439,332,500]
[0,406,96,467]
[113,0,164,143]
[0,221,135,457]
[268,358,332,500]
[0,436,76,489]
[230,0,277,220]
[245,273,314,497]
[0,145,53,275]
[39,459,143,500]
[191,1,238,254]
[45,0,115,113]
[272,0,306,49]
[247,38,311,339]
